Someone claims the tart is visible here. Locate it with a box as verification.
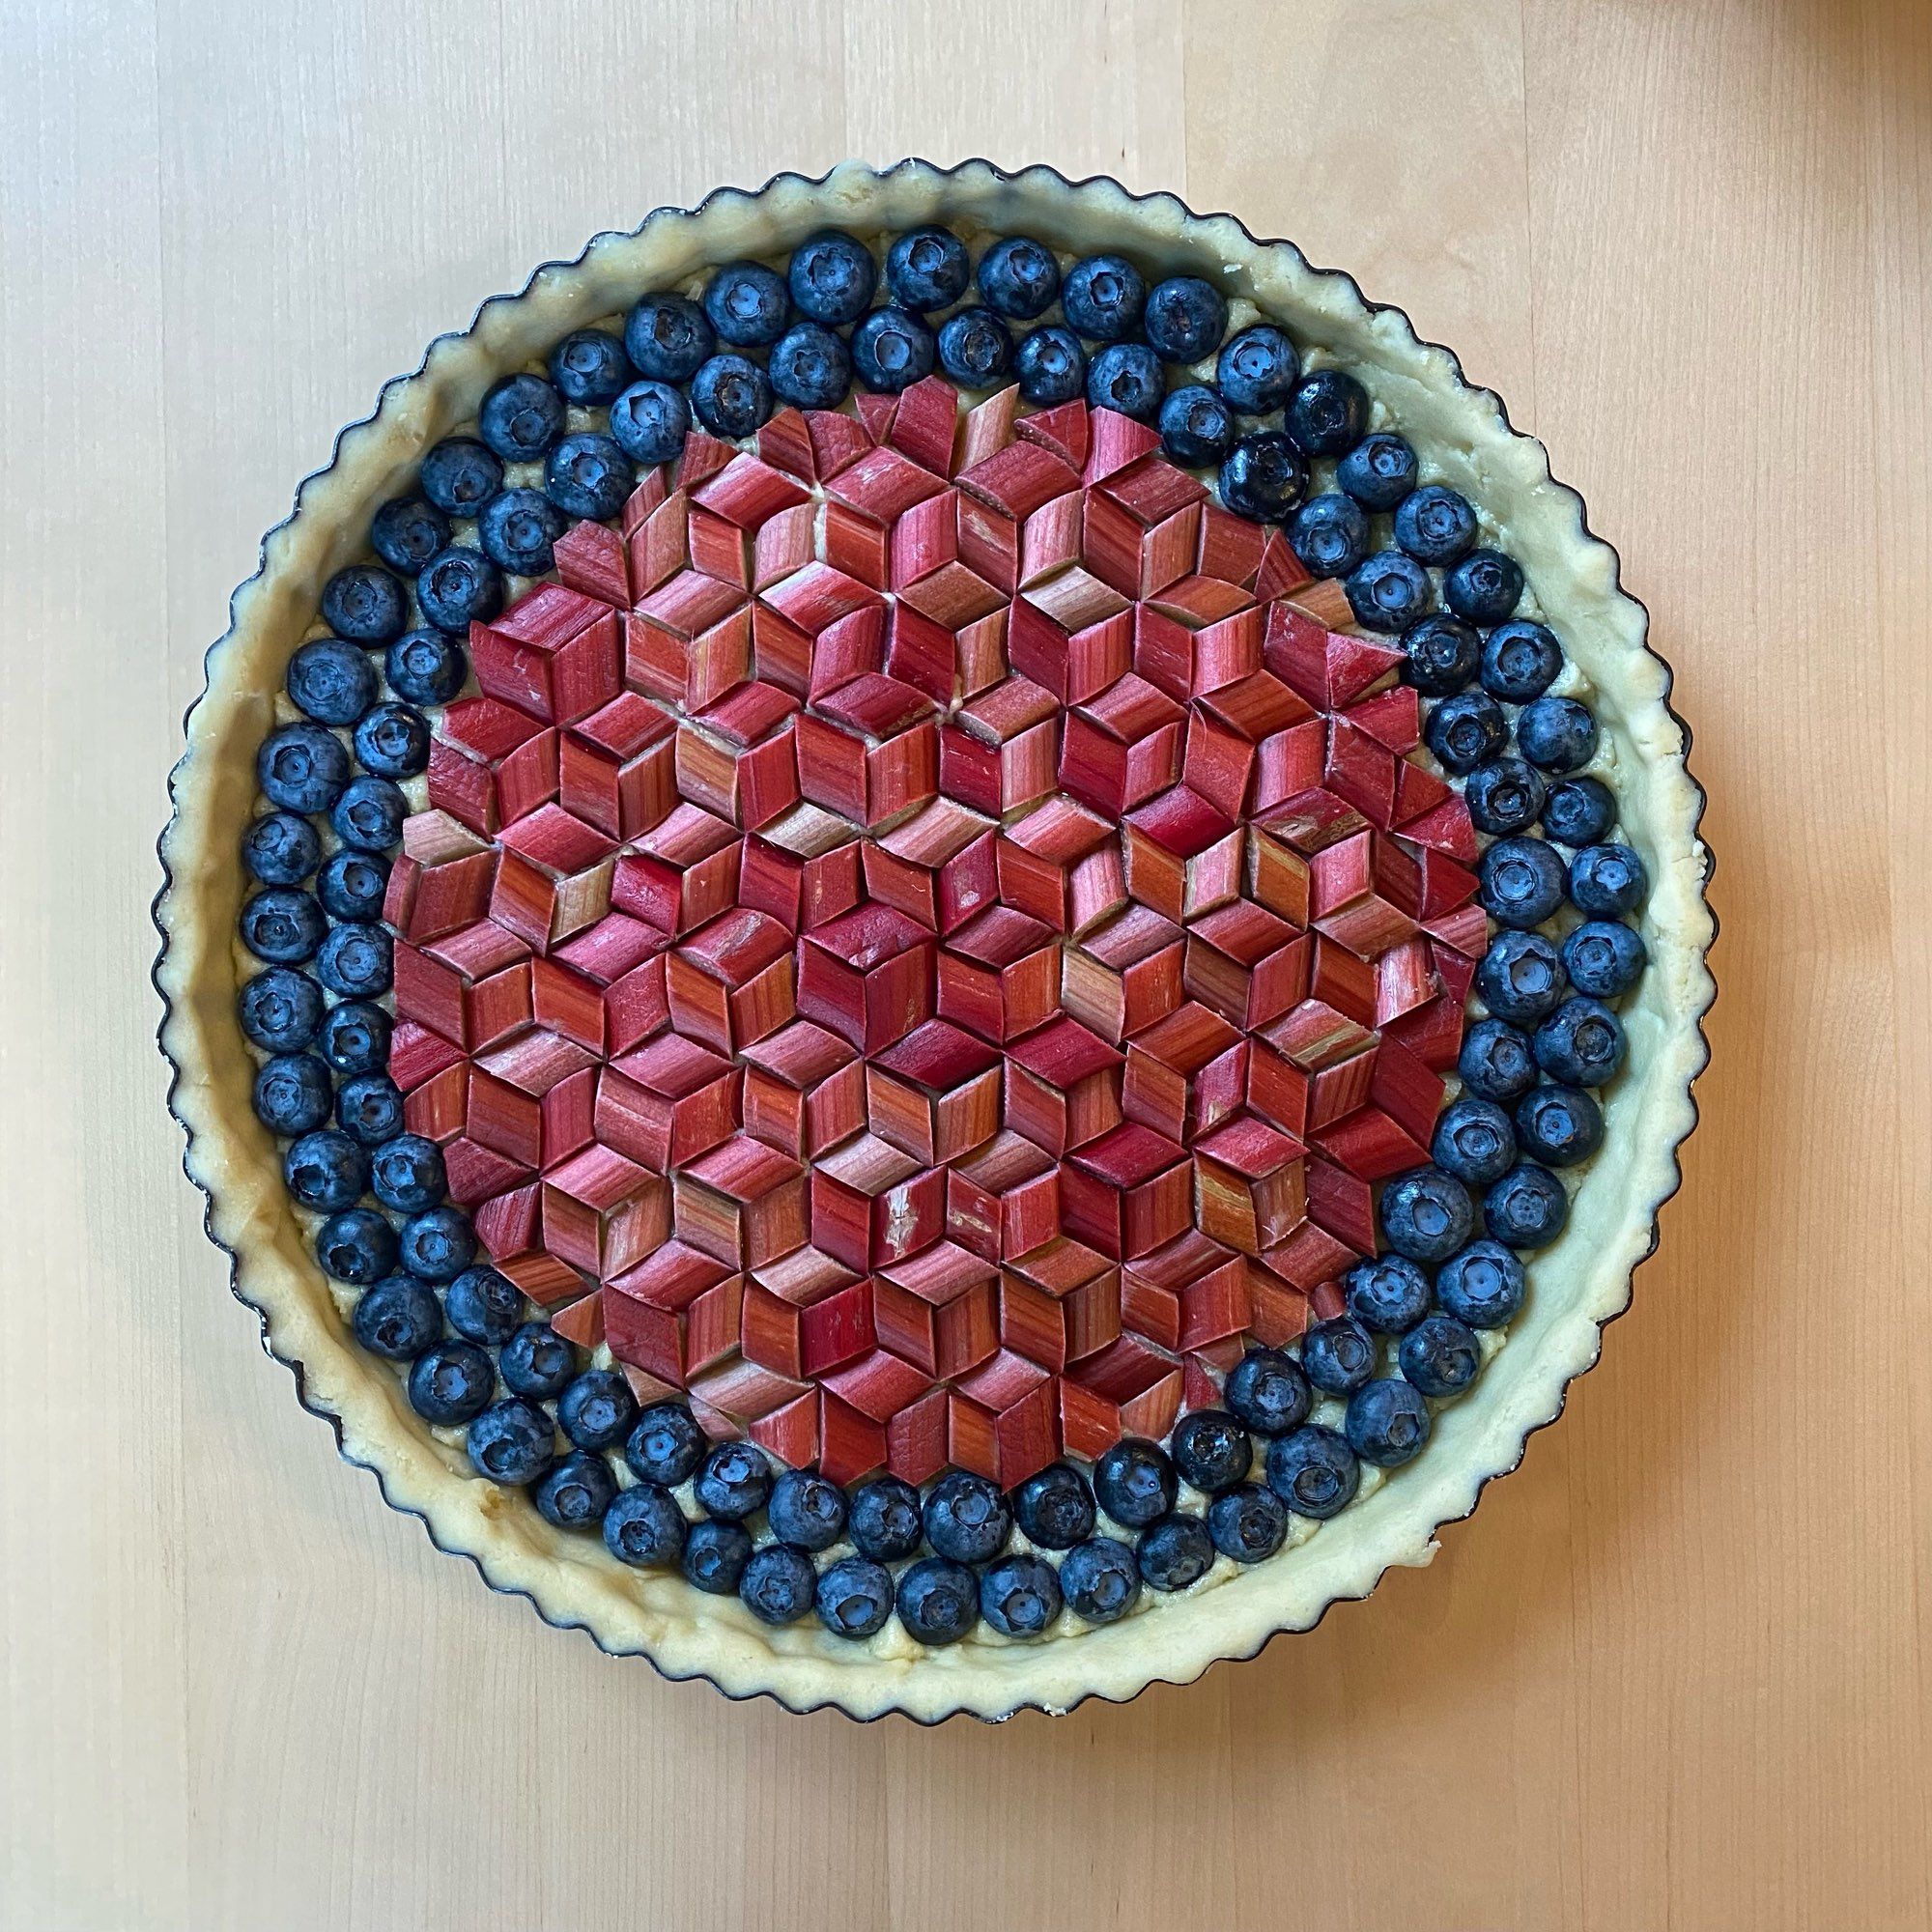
[156,159,1715,1721]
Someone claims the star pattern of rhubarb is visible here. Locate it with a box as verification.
[382,379,1486,1491]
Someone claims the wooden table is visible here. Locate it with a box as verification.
[3,2,1927,1926]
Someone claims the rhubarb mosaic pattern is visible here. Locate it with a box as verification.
[383,386,1483,1491]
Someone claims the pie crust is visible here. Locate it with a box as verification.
[156,158,1716,1721]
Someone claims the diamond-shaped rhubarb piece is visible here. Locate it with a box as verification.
[611,803,742,936]
[673,709,799,833]
[1062,1334,1182,1458]
[1061,903,1184,1045]
[1058,673,1184,817]
[865,1020,1002,1165]
[796,902,935,1054]
[594,1033,738,1172]
[602,1239,737,1381]
[1063,1122,1191,1261]
[1123,786,1242,923]
[672,1137,807,1268]
[996,793,1121,933]
[1005,1016,1124,1155]
[1193,1114,1307,1255]
[665,906,794,1056]
[540,1146,668,1281]
[945,1129,1063,1262]
[934,905,1061,1044]
[1122,1001,1247,1146]
[1121,1230,1253,1353]
[560,692,675,840]
[795,686,937,830]
[873,1241,1000,1378]
[860,797,996,934]
[940,677,1060,818]
[809,1132,944,1272]
[1181,899,1311,1030]
[470,585,621,725]
[739,1020,863,1159]
[890,489,1014,628]
[951,1350,1060,1487]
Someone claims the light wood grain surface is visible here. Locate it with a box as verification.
[3,2,1927,1926]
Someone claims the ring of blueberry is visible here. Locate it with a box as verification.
[236,223,1648,1647]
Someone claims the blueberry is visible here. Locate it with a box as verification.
[257,724,349,814]
[384,628,467,705]
[702,261,792,347]
[935,306,1013,388]
[605,1483,689,1567]
[1087,341,1165,423]
[369,1134,444,1213]
[1459,1017,1540,1104]
[767,1468,848,1551]
[1515,1083,1605,1166]
[1169,1408,1253,1493]
[682,1519,753,1594]
[351,1276,441,1358]
[370,497,450,575]
[534,1450,617,1530]
[1478,836,1568,928]
[740,1543,818,1625]
[1517,695,1599,772]
[1425,690,1508,772]
[923,1468,1011,1563]
[624,294,715,383]
[895,1557,980,1644]
[282,1129,368,1212]
[1137,1513,1215,1591]
[499,1321,576,1401]
[690,352,776,436]
[1476,929,1568,1025]
[851,307,937,393]
[419,439,502,520]
[1060,1537,1143,1624]
[242,811,322,887]
[1569,842,1648,917]
[1401,614,1481,696]
[1444,548,1524,624]
[768,323,853,410]
[885,226,970,312]
[544,433,635,521]
[467,1399,555,1487]
[327,783,405,859]
[1143,275,1228,362]
[252,1052,332,1134]
[407,1342,496,1425]
[318,1000,389,1075]
[1431,1094,1519,1187]
[1563,920,1648,999]
[478,372,566,461]
[1289,492,1371,577]
[1541,776,1617,848]
[606,381,691,469]
[977,235,1060,320]
[316,923,392,999]
[1224,1347,1314,1435]
[1482,1163,1571,1249]
[1208,1484,1289,1563]
[623,1403,707,1488]
[1219,431,1308,521]
[694,1441,772,1521]
[1481,619,1563,702]
[978,1553,1062,1637]
[788,230,878,326]
[318,897,390,978]
[478,488,563,575]
[316,1208,398,1285]
[238,968,323,1052]
[1337,430,1418,509]
[239,887,326,964]
[1346,1378,1433,1467]
[398,1205,473,1282]
[1343,1254,1433,1335]
[1094,1437,1178,1528]
[557,1369,638,1451]
[1011,1463,1096,1548]
[1464,756,1548,837]
[814,1555,895,1637]
[1061,253,1146,341]
[445,1265,525,1347]
[287,639,377,725]
[1400,1315,1482,1398]
[1535,995,1627,1088]
[321,565,408,645]
[846,1474,923,1561]
[416,547,502,634]
[1014,324,1085,405]
[1378,1166,1476,1264]
[1303,1317,1380,1395]
[546,330,633,407]
[1158,384,1236,466]
[1286,369,1369,455]
[1345,551,1432,632]
[1215,323,1299,412]
[1265,1424,1361,1518]
[1393,485,1478,566]
[1436,1238,1529,1323]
